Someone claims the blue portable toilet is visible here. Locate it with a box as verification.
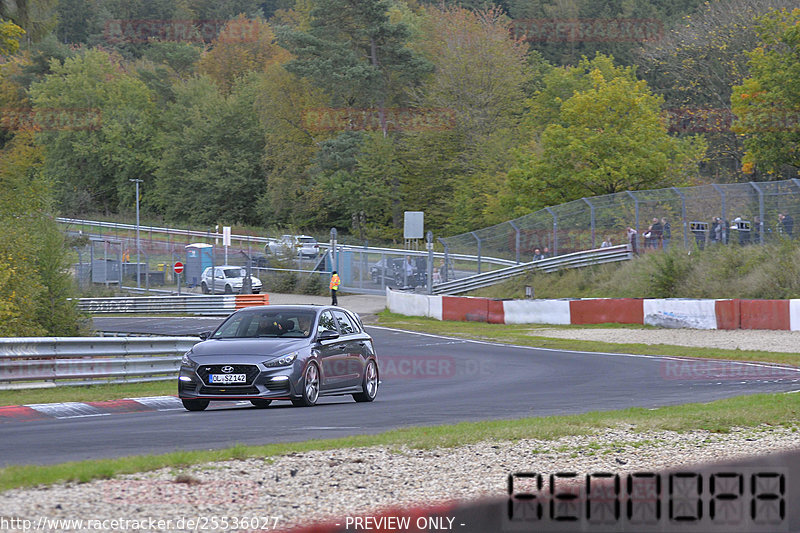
[185,243,213,287]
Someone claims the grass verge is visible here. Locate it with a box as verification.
[0,382,174,407]
[1,392,797,492]
[376,312,800,367]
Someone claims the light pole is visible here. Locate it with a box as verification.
[130,179,143,288]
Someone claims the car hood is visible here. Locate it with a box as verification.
[224,276,262,285]
[191,338,310,358]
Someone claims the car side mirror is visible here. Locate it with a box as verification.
[317,330,339,341]
[198,331,211,340]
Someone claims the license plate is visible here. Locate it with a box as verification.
[209,374,246,384]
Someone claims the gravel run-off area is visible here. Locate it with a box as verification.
[1,426,798,531]
[531,327,800,353]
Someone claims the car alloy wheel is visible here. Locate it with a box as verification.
[353,360,378,403]
[182,399,209,411]
[224,284,233,294]
[292,362,319,407]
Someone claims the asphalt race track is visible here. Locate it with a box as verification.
[1,317,798,466]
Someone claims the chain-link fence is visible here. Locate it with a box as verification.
[66,226,329,295]
[440,179,800,262]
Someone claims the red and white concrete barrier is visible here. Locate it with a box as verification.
[387,289,800,331]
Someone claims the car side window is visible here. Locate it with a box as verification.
[317,311,337,335]
[348,311,364,333]
[332,310,355,335]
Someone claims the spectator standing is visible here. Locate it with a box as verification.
[661,218,671,250]
[710,217,723,244]
[542,246,551,258]
[329,270,341,305]
[532,248,545,261]
[649,218,663,249]
[600,236,613,248]
[627,227,638,254]
[779,213,794,237]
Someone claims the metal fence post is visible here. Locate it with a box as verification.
[545,207,558,256]
[471,231,482,274]
[672,187,688,250]
[509,221,521,263]
[582,198,595,249]
[626,191,639,249]
[426,231,434,295]
[750,182,765,244]
[330,228,337,272]
[711,183,727,225]
[438,238,449,282]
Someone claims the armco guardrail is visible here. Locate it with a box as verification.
[76,294,269,315]
[432,244,633,295]
[58,217,272,246]
[0,337,199,390]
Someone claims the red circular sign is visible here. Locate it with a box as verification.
[173,261,184,274]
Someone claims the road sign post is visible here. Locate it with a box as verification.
[174,261,184,295]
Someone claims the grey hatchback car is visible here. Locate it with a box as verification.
[178,305,379,411]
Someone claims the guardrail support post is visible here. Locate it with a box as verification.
[581,198,595,249]
[750,182,765,244]
[509,221,521,263]
[545,207,558,257]
[470,231,481,274]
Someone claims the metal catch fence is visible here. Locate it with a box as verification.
[439,179,800,263]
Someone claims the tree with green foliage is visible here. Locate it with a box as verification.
[0,19,25,56]
[732,8,800,177]
[151,74,268,226]
[253,64,329,228]
[29,49,157,214]
[639,0,796,182]
[276,0,431,135]
[276,0,431,231]
[503,64,706,215]
[0,132,83,336]
[0,0,57,43]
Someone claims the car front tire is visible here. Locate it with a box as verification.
[224,284,233,294]
[182,399,209,411]
[353,360,378,403]
[201,282,209,294]
[292,362,319,407]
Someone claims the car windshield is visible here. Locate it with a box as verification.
[212,310,316,339]
[223,268,245,278]
[298,237,316,244]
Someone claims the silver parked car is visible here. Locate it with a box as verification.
[200,266,262,294]
[178,305,379,410]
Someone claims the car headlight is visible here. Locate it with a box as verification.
[264,352,297,367]
[181,351,194,367]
